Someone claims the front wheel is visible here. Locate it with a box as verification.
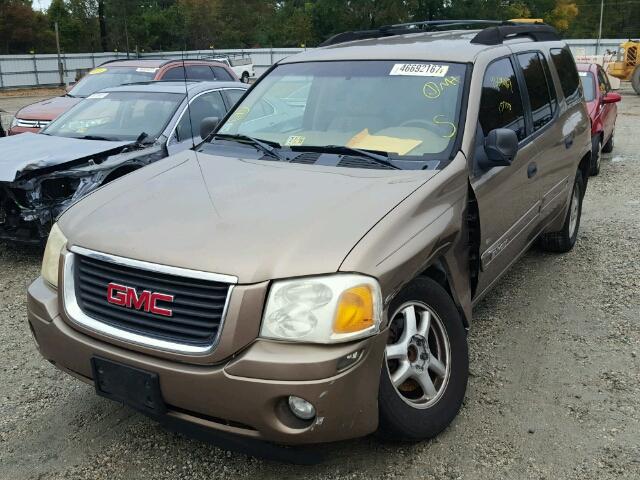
[241,72,250,83]
[602,130,614,154]
[539,170,584,253]
[378,277,468,441]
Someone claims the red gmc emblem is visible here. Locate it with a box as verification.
[106,283,174,317]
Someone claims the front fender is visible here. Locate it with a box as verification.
[339,152,472,327]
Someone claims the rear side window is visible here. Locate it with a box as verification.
[479,58,526,141]
[161,66,215,81]
[212,66,233,81]
[162,67,186,81]
[550,48,581,103]
[517,52,555,131]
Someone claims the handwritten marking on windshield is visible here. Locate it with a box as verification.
[491,76,513,92]
[498,101,512,113]
[285,135,306,146]
[432,115,457,138]
[423,76,460,100]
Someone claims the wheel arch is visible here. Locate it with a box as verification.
[102,164,140,185]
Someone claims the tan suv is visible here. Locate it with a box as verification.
[28,21,591,449]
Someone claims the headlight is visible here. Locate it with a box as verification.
[10,116,19,128]
[41,223,67,288]
[261,274,382,343]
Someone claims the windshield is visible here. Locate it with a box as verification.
[579,71,596,102]
[217,61,466,161]
[68,67,157,98]
[44,91,184,142]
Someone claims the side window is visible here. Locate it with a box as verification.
[597,67,610,94]
[161,67,185,81]
[479,58,526,141]
[175,91,226,142]
[224,89,246,107]
[212,66,233,81]
[517,52,554,131]
[186,65,215,80]
[550,48,581,103]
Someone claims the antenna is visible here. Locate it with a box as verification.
[181,46,196,149]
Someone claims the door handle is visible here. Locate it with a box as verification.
[564,134,574,149]
[527,162,538,178]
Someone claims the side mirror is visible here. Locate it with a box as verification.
[481,128,519,169]
[200,117,219,140]
[602,92,621,104]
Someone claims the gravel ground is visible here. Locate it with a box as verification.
[0,88,638,480]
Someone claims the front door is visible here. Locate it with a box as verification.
[471,57,542,296]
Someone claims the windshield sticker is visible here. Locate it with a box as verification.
[228,107,250,124]
[390,63,449,77]
[136,67,159,73]
[88,67,108,75]
[432,115,457,138]
[578,71,588,76]
[285,135,306,146]
[87,92,109,99]
[423,76,461,100]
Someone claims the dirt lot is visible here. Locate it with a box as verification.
[0,89,638,480]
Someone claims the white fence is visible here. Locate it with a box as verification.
[0,40,627,90]
[0,48,305,89]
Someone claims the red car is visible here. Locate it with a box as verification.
[577,63,621,175]
[9,59,238,135]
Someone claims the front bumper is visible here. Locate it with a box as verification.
[27,277,387,445]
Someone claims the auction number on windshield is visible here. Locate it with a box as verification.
[390,63,449,77]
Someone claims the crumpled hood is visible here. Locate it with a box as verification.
[0,133,131,182]
[60,150,437,283]
[16,96,81,121]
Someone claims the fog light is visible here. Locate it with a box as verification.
[288,396,316,420]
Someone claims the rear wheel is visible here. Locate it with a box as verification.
[590,136,602,176]
[539,170,584,253]
[632,66,640,95]
[602,130,614,153]
[241,72,250,83]
[378,277,468,441]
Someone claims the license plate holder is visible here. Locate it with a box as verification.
[91,357,166,415]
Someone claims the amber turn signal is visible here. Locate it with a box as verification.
[333,285,374,334]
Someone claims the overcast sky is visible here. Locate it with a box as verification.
[34,0,52,11]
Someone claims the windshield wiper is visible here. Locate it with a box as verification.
[75,135,112,141]
[211,133,283,161]
[292,145,401,170]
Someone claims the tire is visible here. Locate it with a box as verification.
[632,66,640,95]
[539,170,584,253]
[378,277,468,441]
[590,136,602,176]
[241,72,250,83]
[602,130,614,153]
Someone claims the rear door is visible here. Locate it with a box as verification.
[515,50,569,224]
[597,65,617,141]
[471,56,543,295]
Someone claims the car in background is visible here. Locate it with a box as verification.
[577,63,621,175]
[0,81,247,244]
[8,59,238,135]
[208,54,255,83]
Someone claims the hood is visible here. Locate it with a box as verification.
[16,96,81,121]
[60,151,438,283]
[0,132,131,182]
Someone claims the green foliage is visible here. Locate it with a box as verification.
[0,0,637,54]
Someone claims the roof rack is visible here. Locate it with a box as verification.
[319,19,560,47]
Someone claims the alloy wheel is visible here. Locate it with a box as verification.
[385,301,451,409]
